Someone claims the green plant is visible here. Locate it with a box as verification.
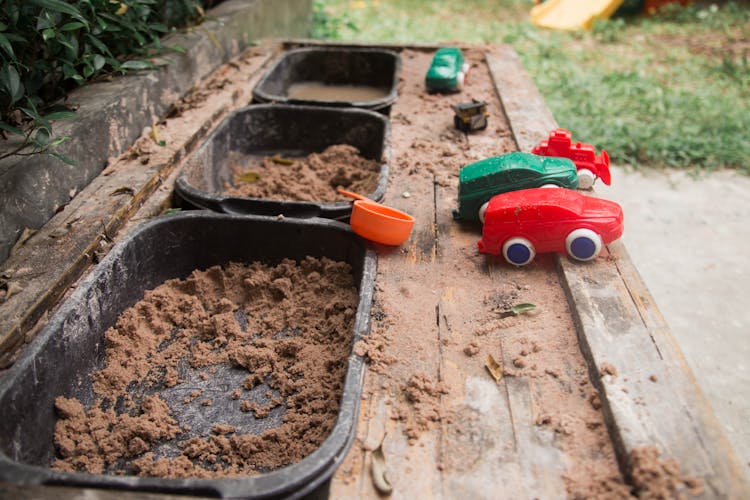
[592,17,626,43]
[0,0,207,164]
[312,0,359,40]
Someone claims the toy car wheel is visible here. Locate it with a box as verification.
[478,201,490,223]
[454,116,468,132]
[565,228,602,262]
[577,169,596,190]
[456,71,465,90]
[502,237,536,266]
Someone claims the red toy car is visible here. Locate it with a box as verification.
[478,188,623,266]
[531,128,611,189]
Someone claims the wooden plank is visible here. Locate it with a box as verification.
[487,43,750,497]
[0,45,279,368]
[329,48,445,499]
[333,47,625,500]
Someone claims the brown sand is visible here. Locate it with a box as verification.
[223,144,380,201]
[53,257,358,478]
[630,446,704,499]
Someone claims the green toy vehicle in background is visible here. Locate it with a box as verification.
[452,152,579,223]
[426,47,470,92]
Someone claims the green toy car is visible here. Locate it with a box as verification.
[452,152,579,223]
[426,47,470,92]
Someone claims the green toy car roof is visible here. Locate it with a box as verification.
[426,47,464,91]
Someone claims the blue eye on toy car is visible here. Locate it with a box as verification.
[451,151,579,223]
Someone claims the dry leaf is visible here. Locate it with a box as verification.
[4,281,22,300]
[371,443,392,495]
[150,122,160,144]
[485,354,503,383]
[9,228,37,256]
[268,156,294,165]
[237,171,261,183]
[110,187,135,196]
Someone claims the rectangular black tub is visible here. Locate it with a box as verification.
[0,212,376,499]
[175,104,390,221]
[252,47,401,113]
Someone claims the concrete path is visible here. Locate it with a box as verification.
[598,166,750,477]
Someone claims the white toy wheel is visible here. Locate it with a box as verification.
[577,169,596,190]
[502,237,536,266]
[478,201,490,223]
[456,71,465,90]
[565,228,602,261]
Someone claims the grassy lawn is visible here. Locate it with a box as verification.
[313,0,750,172]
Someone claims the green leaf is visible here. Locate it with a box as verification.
[4,33,26,43]
[44,110,76,121]
[60,22,85,31]
[0,121,23,136]
[34,127,51,147]
[20,107,51,131]
[47,136,70,148]
[42,28,56,42]
[121,60,152,70]
[85,34,111,55]
[0,65,24,104]
[93,54,105,70]
[30,0,89,27]
[510,303,537,316]
[49,151,78,166]
[0,33,14,58]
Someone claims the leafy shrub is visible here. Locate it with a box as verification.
[312,0,358,40]
[0,0,210,163]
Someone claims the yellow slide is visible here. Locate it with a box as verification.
[530,0,625,30]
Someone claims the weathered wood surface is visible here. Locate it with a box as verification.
[488,43,750,497]
[0,46,279,368]
[330,47,619,499]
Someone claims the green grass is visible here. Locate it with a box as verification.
[313,0,750,172]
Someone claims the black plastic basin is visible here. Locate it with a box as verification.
[252,47,401,113]
[175,104,390,221]
[0,212,376,499]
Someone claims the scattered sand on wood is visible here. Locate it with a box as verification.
[630,446,704,499]
[53,257,358,478]
[333,48,633,496]
[224,144,380,202]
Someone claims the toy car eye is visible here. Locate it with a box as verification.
[565,228,602,261]
[502,237,536,266]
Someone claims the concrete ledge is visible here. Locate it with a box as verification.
[0,0,311,263]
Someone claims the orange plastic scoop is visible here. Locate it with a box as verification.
[338,188,414,246]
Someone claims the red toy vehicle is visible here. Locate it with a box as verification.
[478,188,623,266]
[531,128,611,189]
